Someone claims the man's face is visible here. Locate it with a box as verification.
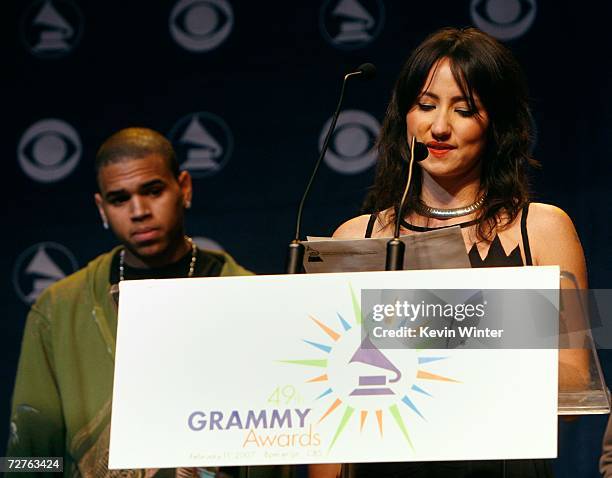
[94,154,192,265]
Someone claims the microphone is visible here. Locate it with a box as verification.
[355,63,376,80]
[285,63,377,274]
[385,138,428,271]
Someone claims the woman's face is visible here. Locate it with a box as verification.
[406,58,489,180]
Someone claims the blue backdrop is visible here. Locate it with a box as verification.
[4,0,612,475]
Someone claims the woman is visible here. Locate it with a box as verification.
[310,27,589,478]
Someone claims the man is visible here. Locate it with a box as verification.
[8,128,286,478]
[601,415,612,477]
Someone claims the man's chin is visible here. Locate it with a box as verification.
[123,234,186,266]
[128,240,167,259]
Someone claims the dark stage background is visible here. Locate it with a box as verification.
[4,0,612,476]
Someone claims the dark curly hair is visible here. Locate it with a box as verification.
[363,27,537,240]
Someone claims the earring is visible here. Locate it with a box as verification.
[185,200,192,209]
[103,221,109,230]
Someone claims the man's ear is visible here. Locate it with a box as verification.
[94,193,109,228]
[178,171,193,208]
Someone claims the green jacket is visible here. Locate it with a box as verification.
[8,248,291,478]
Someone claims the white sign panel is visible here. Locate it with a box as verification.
[110,267,559,469]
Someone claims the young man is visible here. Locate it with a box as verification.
[8,128,284,478]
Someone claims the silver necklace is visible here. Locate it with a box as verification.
[119,236,197,281]
[413,195,485,219]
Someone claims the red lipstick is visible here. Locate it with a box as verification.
[426,142,456,158]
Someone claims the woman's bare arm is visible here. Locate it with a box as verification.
[528,203,590,390]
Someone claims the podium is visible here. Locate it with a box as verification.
[108,266,608,470]
[557,271,610,415]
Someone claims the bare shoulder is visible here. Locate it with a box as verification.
[525,203,586,285]
[332,214,372,239]
[526,203,581,243]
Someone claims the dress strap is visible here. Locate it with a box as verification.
[365,213,377,238]
[400,217,478,232]
[521,203,533,266]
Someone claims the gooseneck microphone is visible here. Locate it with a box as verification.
[286,63,377,274]
[385,137,429,271]
[355,62,376,80]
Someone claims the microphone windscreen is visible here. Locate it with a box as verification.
[413,141,429,162]
[356,63,376,80]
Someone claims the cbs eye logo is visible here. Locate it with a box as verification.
[169,0,234,52]
[470,0,537,40]
[18,119,82,183]
[319,109,380,175]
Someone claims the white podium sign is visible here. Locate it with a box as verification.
[109,267,559,469]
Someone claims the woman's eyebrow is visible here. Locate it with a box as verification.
[420,92,469,103]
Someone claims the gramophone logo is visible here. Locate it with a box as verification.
[169,0,234,52]
[319,0,385,50]
[169,112,234,178]
[20,0,83,58]
[470,0,537,40]
[280,287,460,450]
[13,242,78,304]
[319,110,380,175]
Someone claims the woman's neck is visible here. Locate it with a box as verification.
[401,167,483,230]
[419,167,482,209]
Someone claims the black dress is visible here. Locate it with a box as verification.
[358,204,553,478]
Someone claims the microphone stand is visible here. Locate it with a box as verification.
[286,65,375,274]
[385,137,419,271]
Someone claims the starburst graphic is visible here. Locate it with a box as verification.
[280,286,460,451]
